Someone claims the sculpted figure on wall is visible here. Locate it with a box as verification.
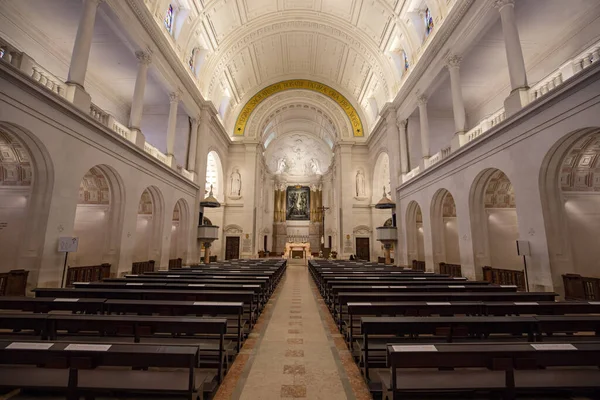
[230,168,241,196]
[276,157,287,174]
[309,158,321,175]
[356,169,366,197]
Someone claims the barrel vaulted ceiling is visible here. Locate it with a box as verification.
[143,0,454,136]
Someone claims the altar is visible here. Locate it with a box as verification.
[283,242,311,266]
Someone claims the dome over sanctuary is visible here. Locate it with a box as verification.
[1,0,600,398]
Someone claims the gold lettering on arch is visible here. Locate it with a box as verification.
[234,79,364,137]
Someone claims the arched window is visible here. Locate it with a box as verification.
[164,4,174,33]
[424,8,434,36]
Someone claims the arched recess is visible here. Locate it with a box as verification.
[133,186,165,263]
[406,201,425,263]
[72,165,125,271]
[372,151,391,203]
[430,189,460,270]
[470,168,521,272]
[169,198,190,262]
[0,122,53,286]
[540,127,600,290]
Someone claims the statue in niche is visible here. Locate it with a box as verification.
[276,157,287,174]
[356,169,366,197]
[230,168,241,197]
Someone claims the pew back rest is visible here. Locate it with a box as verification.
[482,266,525,291]
[132,260,155,275]
[66,264,110,287]
[439,263,462,277]
[563,274,600,300]
[0,270,30,296]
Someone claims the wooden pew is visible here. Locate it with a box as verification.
[361,315,600,381]
[439,262,462,277]
[335,291,557,330]
[0,269,29,296]
[131,259,155,275]
[105,299,245,351]
[0,340,213,399]
[381,342,600,400]
[65,263,110,287]
[33,288,258,328]
[412,260,425,271]
[483,266,526,291]
[360,315,538,380]
[563,273,600,300]
[0,296,105,314]
[169,257,183,270]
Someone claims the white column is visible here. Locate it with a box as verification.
[446,55,467,150]
[166,91,180,168]
[194,108,211,188]
[495,0,529,116]
[187,116,199,174]
[385,108,401,197]
[129,50,152,148]
[65,0,103,110]
[398,118,409,174]
[417,95,430,162]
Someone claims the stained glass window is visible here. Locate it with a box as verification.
[403,50,409,71]
[189,49,195,71]
[164,4,174,33]
[424,8,434,36]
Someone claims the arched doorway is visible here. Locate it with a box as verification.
[133,186,164,263]
[406,201,425,265]
[72,165,123,270]
[430,189,460,270]
[540,128,600,291]
[169,199,190,263]
[470,169,521,273]
[0,130,34,271]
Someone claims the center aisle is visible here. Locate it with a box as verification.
[215,263,371,400]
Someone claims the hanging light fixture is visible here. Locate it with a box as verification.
[375,186,395,209]
[200,185,221,208]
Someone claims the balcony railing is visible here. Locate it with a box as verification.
[424,145,451,169]
[402,165,420,183]
[0,37,195,182]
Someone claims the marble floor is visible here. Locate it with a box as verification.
[214,263,371,400]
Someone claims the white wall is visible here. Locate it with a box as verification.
[564,195,600,278]
[486,209,521,270]
[443,217,460,264]
[72,204,109,267]
[134,215,152,262]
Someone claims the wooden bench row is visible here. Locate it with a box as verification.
[0,340,213,400]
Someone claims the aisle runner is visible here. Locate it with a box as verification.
[220,264,369,399]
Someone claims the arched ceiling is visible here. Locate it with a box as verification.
[145,0,453,136]
[560,132,600,192]
[484,170,516,209]
[0,130,31,187]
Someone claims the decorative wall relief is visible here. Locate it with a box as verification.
[286,186,310,221]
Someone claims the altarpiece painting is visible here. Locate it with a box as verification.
[286,186,310,220]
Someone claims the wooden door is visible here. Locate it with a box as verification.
[225,236,240,260]
[355,237,370,261]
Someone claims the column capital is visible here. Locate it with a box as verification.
[494,0,515,10]
[135,50,152,65]
[446,55,462,69]
[396,118,408,130]
[417,95,428,106]
[169,91,181,103]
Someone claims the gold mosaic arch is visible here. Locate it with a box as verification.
[234,80,364,137]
